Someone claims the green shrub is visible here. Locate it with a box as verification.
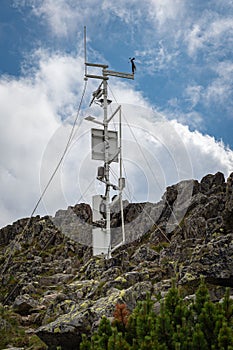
[79,280,233,350]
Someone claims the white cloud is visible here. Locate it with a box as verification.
[181,60,233,122]
[204,61,233,108]
[32,0,77,37]
[13,0,97,38]
[135,42,178,74]
[0,76,58,226]
[172,121,233,178]
[148,0,185,27]
[34,50,85,117]
[1,48,233,229]
[40,102,233,225]
[184,85,203,109]
[108,81,150,108]
[209,17,233,39]
[12,0,186,42]
[0,49,86,227]
[101,0,141,24]
[185,111,204,129]
[185,24,204,56]
[186,14,233,56]
[161,104,204,129]
[0,43,152,228]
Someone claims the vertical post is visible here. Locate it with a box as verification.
[103,69,111,258]
[84,26,87,76]
[119,107,125,243]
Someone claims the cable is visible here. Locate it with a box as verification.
[107,83,182,240]
[110,167,170,243]
[75,178,96,204]
[108,84,164,194]
[1,79,88,287]
[107,87,132,202]
[122,162,133,202]
[109,166,132,204]
[32,78,88,217]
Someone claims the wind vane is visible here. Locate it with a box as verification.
[83,26,135,259]
[129,57,136,74]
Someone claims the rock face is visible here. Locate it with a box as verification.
[52,203,92,246]
[0,172,233,349]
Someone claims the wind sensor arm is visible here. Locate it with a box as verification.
[105,70,134,80]
[85,63,134,80]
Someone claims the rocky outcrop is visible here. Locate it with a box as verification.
[12,295,39,316]
[52,203,92,246]
[0,172,233,349]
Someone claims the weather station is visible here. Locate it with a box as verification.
[83,27,135,259]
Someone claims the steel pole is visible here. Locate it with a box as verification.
[102,69,111,258]
[119,107,125,243]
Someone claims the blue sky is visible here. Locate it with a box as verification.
[0,0,233,227]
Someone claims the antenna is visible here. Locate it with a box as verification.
[84,26,87,77]
[84,28,134,259]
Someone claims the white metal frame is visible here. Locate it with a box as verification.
[84,27,134,258]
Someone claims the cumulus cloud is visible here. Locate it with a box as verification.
[0,75,58,226]
[41,101,233,219]
[1,47,233,228]
[34,51,85,117]
[171,121,233,178]
[0,49,85,227]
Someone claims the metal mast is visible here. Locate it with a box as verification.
[84,28,134,258]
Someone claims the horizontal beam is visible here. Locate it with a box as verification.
[105,70,134,80]
[86,62,108,68]
[85,74,108,80]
